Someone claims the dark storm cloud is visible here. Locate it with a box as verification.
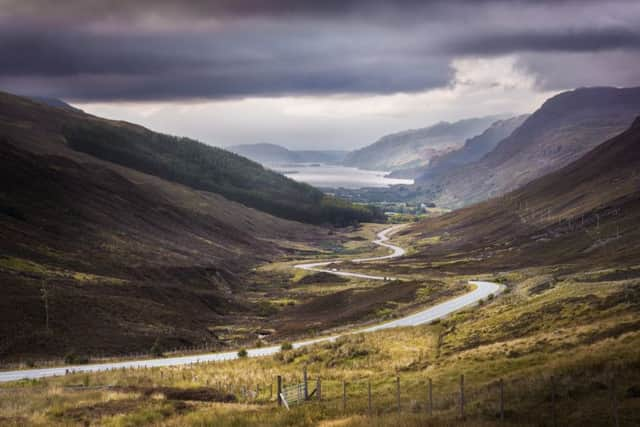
[0,0,639,101]
[447,28,640,55]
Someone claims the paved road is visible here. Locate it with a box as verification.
[0,225,501,383]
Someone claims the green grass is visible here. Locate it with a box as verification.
[2,266,638,426]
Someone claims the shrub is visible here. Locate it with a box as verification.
[237,349,248,358]
[150,339,164,357]
[281,342,293,351]
[63,352,89,365]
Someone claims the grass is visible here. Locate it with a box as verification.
[0,256,126,285]
[2,265,638,426]
[2,223,640,425]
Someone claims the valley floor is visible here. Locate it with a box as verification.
[1,223,639,426]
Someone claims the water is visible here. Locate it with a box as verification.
[270,163,414,189]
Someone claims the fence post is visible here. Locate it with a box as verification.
[277,376,282,407]
[460,374,465,419]
[303,366,308,400]
[270,382,273,400]
[396,376,401,413]
[368,381,372,415]
[499,378,504,422]
[342,381,347,412]
[550,375,556,427]
[611,376,619,427]
[428,378,433,416]
[317,377,322,401]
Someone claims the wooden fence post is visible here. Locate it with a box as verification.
[396,376,401,413]
[317,377,322,401]
[342,381,347,412]
[428,378,433,416]
[460,374,465,419]
[277,376,282,407]
[499,378,504,422]
[368,381,372,415]
[303,366,308,400]
[550,376,556,427]
[611,376,619,427]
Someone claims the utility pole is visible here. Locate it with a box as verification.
[40,280,50,334]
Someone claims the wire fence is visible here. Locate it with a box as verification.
[269,370,638,426]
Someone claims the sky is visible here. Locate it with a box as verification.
[1,0,639,150]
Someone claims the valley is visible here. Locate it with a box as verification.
[1,67,639,427]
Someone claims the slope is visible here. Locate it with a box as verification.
[0,91,381,226]
[401,116,640,273]
[0,92,334,360]
[343,116,500,171]
[414,114,528,182]
[421,87,640,208]
[228,143,348,165]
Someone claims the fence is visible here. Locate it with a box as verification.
[16,360,637,425]
[271,369,637,426]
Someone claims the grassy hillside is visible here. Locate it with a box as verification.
[343,117,499,172]
[400,117,640,273]
[421,87,640,208]
[0,91,357,360]
[1,91,382,227]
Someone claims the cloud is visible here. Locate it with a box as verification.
[77,56,554,150]
[446,28,640,55]
[0,0,638,103]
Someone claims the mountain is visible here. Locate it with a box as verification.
[407,115,528,181]
[228,143,299,163]
[420,87,640,208]
[403,116,640,272]
[343,116,501,171]
[0,91,371,359]
[27,96,83,113]
[0,93,380,226]
[228,143,348,165]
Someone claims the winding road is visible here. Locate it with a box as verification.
[0,225,501,383]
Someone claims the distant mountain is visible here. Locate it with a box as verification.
[343,116,502,171]
[27,96,83,113]
[228,143,348,165]
[410,115,529,181]
[421,87,640,208]
[404,115,640,272]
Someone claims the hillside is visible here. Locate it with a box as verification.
[401,116,640,272]
[411,114,528,181]
[228,143,348,165]
[343,116,500,171]
[0,92,380,227]
[420,87,640,208]
[0,92,357,360]
[27,96,83,113]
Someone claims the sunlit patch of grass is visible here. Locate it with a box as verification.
[0,256,126,285]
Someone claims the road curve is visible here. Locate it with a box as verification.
[0,225,501,383]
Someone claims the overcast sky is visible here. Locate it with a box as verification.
[1,0,639,150]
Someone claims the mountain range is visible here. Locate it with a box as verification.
[417,87,640,208]
[342,116,502,172]
[402,114,640,273]
[228,143,348,165]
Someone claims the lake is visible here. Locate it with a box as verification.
[270,163,414,189]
